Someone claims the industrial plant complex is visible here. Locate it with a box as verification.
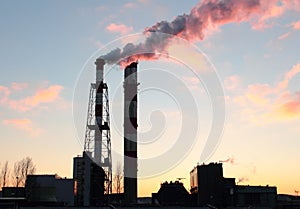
[0,60,299,209]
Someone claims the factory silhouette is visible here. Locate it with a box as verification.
[0,60,299,209]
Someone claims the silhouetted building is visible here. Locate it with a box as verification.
[190,163,226,207]
[73,151,105,206]
[152,181,190,206]
[0,197,26,209]
[1,187,25,198]
[278,194,300,209]
[190,162,277,208]
[25,174,73,206]
[55,177,74,205]
[236,185,277,208]
[223,177,236,206]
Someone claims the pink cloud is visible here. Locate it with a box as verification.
[277,32,291,40]
[123,0,149,9]
[26,85,63,106]
[2,118,41,137]
[244,84,273,106]
[123,2,137,9]
[284,0,300,11]
[106,23,133,35]
[0,83,65,112]
[291,20,300,30]
[274,92,300,118]
[250,0,300,30]
[229,63,300,123]
[10,85,63,112]
[182,76,203,92]
[224,75,241,91]
[252,2,285,30]
[0,86,10,103]
[277,63,300,91]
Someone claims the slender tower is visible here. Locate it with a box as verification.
[94,58,105,164]
[124,62,138,204]
[84,58,112,194]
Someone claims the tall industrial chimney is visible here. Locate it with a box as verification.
[94,58,105,165]
[124,62,138,204]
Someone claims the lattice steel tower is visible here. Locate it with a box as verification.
[84,58,112,194]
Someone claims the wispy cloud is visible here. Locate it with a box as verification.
[291,20,300,30]
[252,0,300,30]
[252,2,285,30]
[0,86,10,103]
[182,76,204,93]
[272,92,300,119]
[10,85,64,112]
[227,63,300,123]
[122,0,149,10]
[106,23,133,35]
[2,118,41,137]
[277,63,300,91]
[277,32,291,40]
[0,82,65,112]
[123,2,137,9]
[224,75,241,91]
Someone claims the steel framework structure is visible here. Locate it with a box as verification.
[84,82,112,194]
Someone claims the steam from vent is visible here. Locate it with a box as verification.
[237,177,249,184]
[100,0,294,66]
[219,156,235,164]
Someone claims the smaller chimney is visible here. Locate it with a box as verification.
[94,58,105,165]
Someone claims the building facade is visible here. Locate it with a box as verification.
[73,151,105,206]
[25,174,74,206]
[190,163,277,208]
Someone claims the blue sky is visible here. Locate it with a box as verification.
[1,0,300,196]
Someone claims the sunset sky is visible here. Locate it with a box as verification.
[0,0,300,197]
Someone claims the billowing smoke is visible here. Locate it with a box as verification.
[100,0,293,66]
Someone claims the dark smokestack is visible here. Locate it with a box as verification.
[123,62,138,204]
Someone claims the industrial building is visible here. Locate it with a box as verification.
[278,194,300,209]
[0,175,73,208]
[73,151,105,206]
[152,181,190,206]
[190,162,277,208]
[1,187,25,198]
[25,174,74,206]
[190,162,236,207]
[236,185,277,208]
